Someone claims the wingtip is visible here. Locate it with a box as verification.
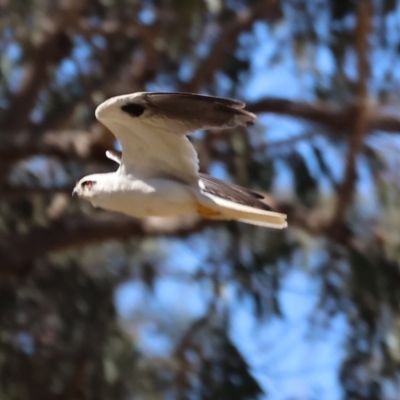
[234,109,257,127]
[105,149,122,164]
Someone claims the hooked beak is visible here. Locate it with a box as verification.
[72,188,79,197]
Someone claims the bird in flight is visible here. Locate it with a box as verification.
[73,92,287,229]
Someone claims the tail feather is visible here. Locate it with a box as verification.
[236,215,287,229]
[199,193,287,229]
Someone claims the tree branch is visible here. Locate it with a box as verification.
[333,0,372,223]
[0,186,73,201]
[0,197,337,275]
[2,198,399,289]
[248,98,400,134]
[0,31,73,131]
[0,129,109,162]
[0,212,212,273]
[2,99,400,165]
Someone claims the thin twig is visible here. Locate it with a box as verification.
[248,98,400,134]
[183,0,281,92]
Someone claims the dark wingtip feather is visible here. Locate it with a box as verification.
[232,108,257,127]
[199,174,274,212]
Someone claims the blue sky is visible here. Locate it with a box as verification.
[114,234,347,400]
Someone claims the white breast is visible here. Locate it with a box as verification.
[91,177,198,218]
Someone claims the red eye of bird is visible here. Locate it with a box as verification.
[82,181,94,189]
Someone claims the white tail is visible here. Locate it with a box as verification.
[200,193,287,229]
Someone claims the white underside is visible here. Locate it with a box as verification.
[90,178,198,217]
[89,177,287,229]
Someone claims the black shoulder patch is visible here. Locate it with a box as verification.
[121,103,146,117]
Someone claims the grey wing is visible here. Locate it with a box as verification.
[97,92,256,185]
[142,92,256,134]
[199,173,275,211]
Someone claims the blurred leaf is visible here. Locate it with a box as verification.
[312,144,339,188]
[348,248,380,332]
[248,157,275,192]
[11,199,34,220]
[223,54,250,84]
[140,262,156,291]
[331,0,356,20]
[287,152,318,207]
[383,0,397,13]
[363,144,386,177]
[199,331,263,400]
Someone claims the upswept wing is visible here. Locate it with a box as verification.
[96,92,256,186]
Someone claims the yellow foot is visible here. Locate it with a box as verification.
[196,204,221,218]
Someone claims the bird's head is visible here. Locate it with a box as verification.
[95,92,147,126]
[72,174,104,200]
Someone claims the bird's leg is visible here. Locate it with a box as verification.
[196,203,221,218]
